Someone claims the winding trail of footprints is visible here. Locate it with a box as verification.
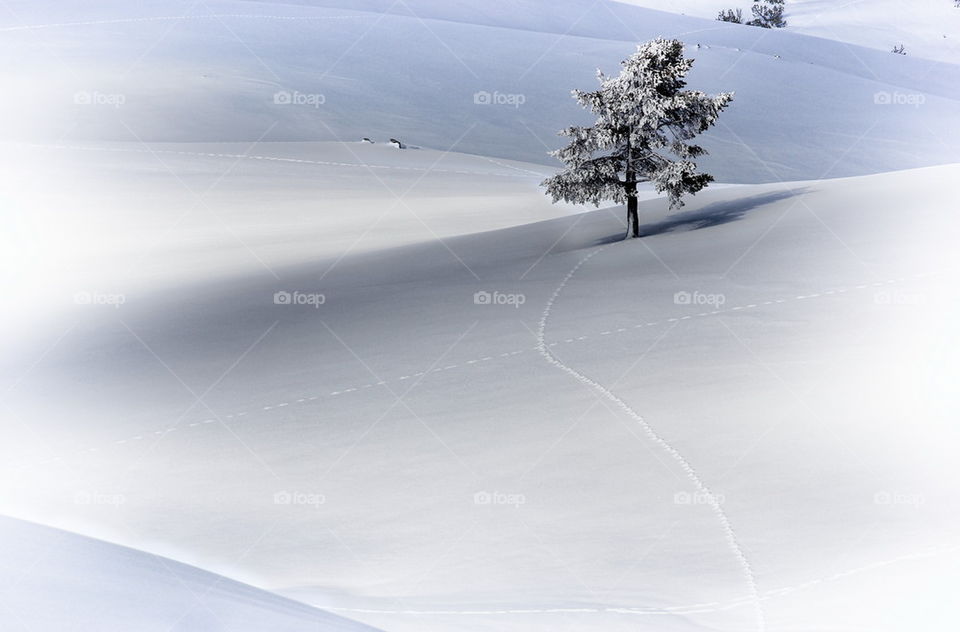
[31,266,929,622]
[320,261,945,623]
[534,246,765,631]
[20,273,930,470]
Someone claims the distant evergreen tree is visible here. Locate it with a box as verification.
[542,39,733,239]
[747,0,787,28]
[717,8,744,23]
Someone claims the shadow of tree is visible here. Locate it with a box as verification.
[591,188,808,245]
[638,188,808,237]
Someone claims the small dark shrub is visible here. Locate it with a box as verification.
[717,8,744,23]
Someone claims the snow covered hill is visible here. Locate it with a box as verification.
[2,1,959,631]
[1,0,959,180]
[4,162,958,631]
[0,516,382,631]
[0,140,569,331]
[614,0,960,64]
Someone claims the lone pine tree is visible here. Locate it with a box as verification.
[542,38,733,238]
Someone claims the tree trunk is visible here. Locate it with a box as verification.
[627,194,639,238]
[625,132,640,239]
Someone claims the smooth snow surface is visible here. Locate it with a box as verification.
[1,141,575,323]
[4,162,959,631]
[2,1,959,631]
[0,516,382,631]
[1,0,959,179]
[615,0,960,64]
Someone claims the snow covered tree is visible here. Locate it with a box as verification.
[747,0,787,28]
[717,8,744,23]
[542,38,733,238]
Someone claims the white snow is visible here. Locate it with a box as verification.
[2,1,959,631]
[0,141,573,323]
[0,0,958,177]
[4,162,959,631]
[614,0,960,64]
[0,515,381,631]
